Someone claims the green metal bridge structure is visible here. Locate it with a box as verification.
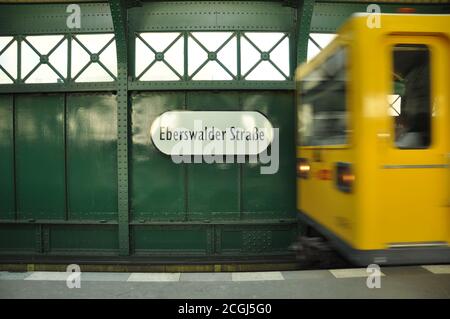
[0,0,449,271]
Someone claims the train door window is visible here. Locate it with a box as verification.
[392,44,431,149]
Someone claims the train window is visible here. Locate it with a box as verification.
[392,44,431,149]
[298,48,347,146]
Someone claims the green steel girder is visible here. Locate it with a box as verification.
[0,83,117,93]
[108,0,130,256]
[296,0,316,65]
[128,1,295,32]
[0,3,114,35]
[127,80,295,90]
[0,219,297,225]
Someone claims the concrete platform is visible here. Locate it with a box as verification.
[0,265,449,299]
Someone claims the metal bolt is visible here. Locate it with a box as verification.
[90,53,100,63]
[155,52,164,61]
[208,51,217,60]
[40,55,49,64]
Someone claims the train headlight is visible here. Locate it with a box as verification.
[297,158,310,179]
[336,162,354,192]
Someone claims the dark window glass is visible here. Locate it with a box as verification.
[393,44,431,149]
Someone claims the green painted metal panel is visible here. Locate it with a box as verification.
[0,83,117,94]
[15,94,65,220]
[133,226,207,253]
[49,225,118,252]
[220,225,297,253]
[0,3,113,35]
[131,92,186,221]
[130,91,295,223]
[0,225,35,252]
[66,93,118,221]
[241,92,296,218]
[127,81,295,91]
[0,95,15,219]
[128,2,295,32]
[271,228,298,250]
[220,230,242,251]
[186,92,240,220]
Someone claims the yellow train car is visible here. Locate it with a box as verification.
[295,14,450,265]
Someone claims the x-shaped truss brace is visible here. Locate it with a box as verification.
[20,35,68,83]
[0,38,17,83]
[242,33,289,80]
[135,32,184,80]
[72,35,116,82]
[308,35,323,52]
[188,32,236,80]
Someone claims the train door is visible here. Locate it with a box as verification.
[379,36,449,248]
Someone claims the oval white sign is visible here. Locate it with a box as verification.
[150,111,274,156]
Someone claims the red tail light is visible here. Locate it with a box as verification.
[397,7,416,14]
[336,162,354,193]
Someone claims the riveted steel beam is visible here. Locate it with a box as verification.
[0,3,113,35]
[296,0,315,66]
[0,0,105,2]
[109,0,129,256]
[128,1,295,32]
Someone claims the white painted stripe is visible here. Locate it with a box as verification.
[0,272,32,280]
[79,272,130,282]
[329,268,385,278]
[127,273,181,282]
[422,265,450,274]
[25,271,71,281]
[232,271,284,281]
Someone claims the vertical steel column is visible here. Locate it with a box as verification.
[295,0,315,239]
[109,0,130,255]
[296,0,316,65]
